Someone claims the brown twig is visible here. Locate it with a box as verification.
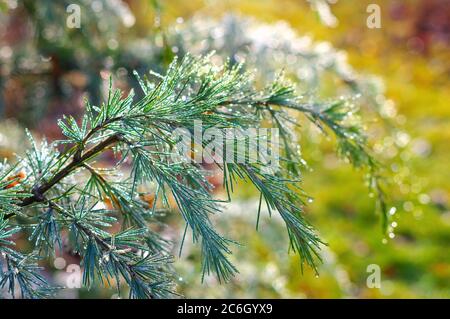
[4,134,120,220]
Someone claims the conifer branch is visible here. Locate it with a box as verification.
[0,54,387,298]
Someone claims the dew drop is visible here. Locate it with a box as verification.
[389,207,397,216]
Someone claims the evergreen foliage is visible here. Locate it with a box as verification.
[0,54,387,298]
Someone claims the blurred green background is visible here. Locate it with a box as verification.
[0,0,449,298]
